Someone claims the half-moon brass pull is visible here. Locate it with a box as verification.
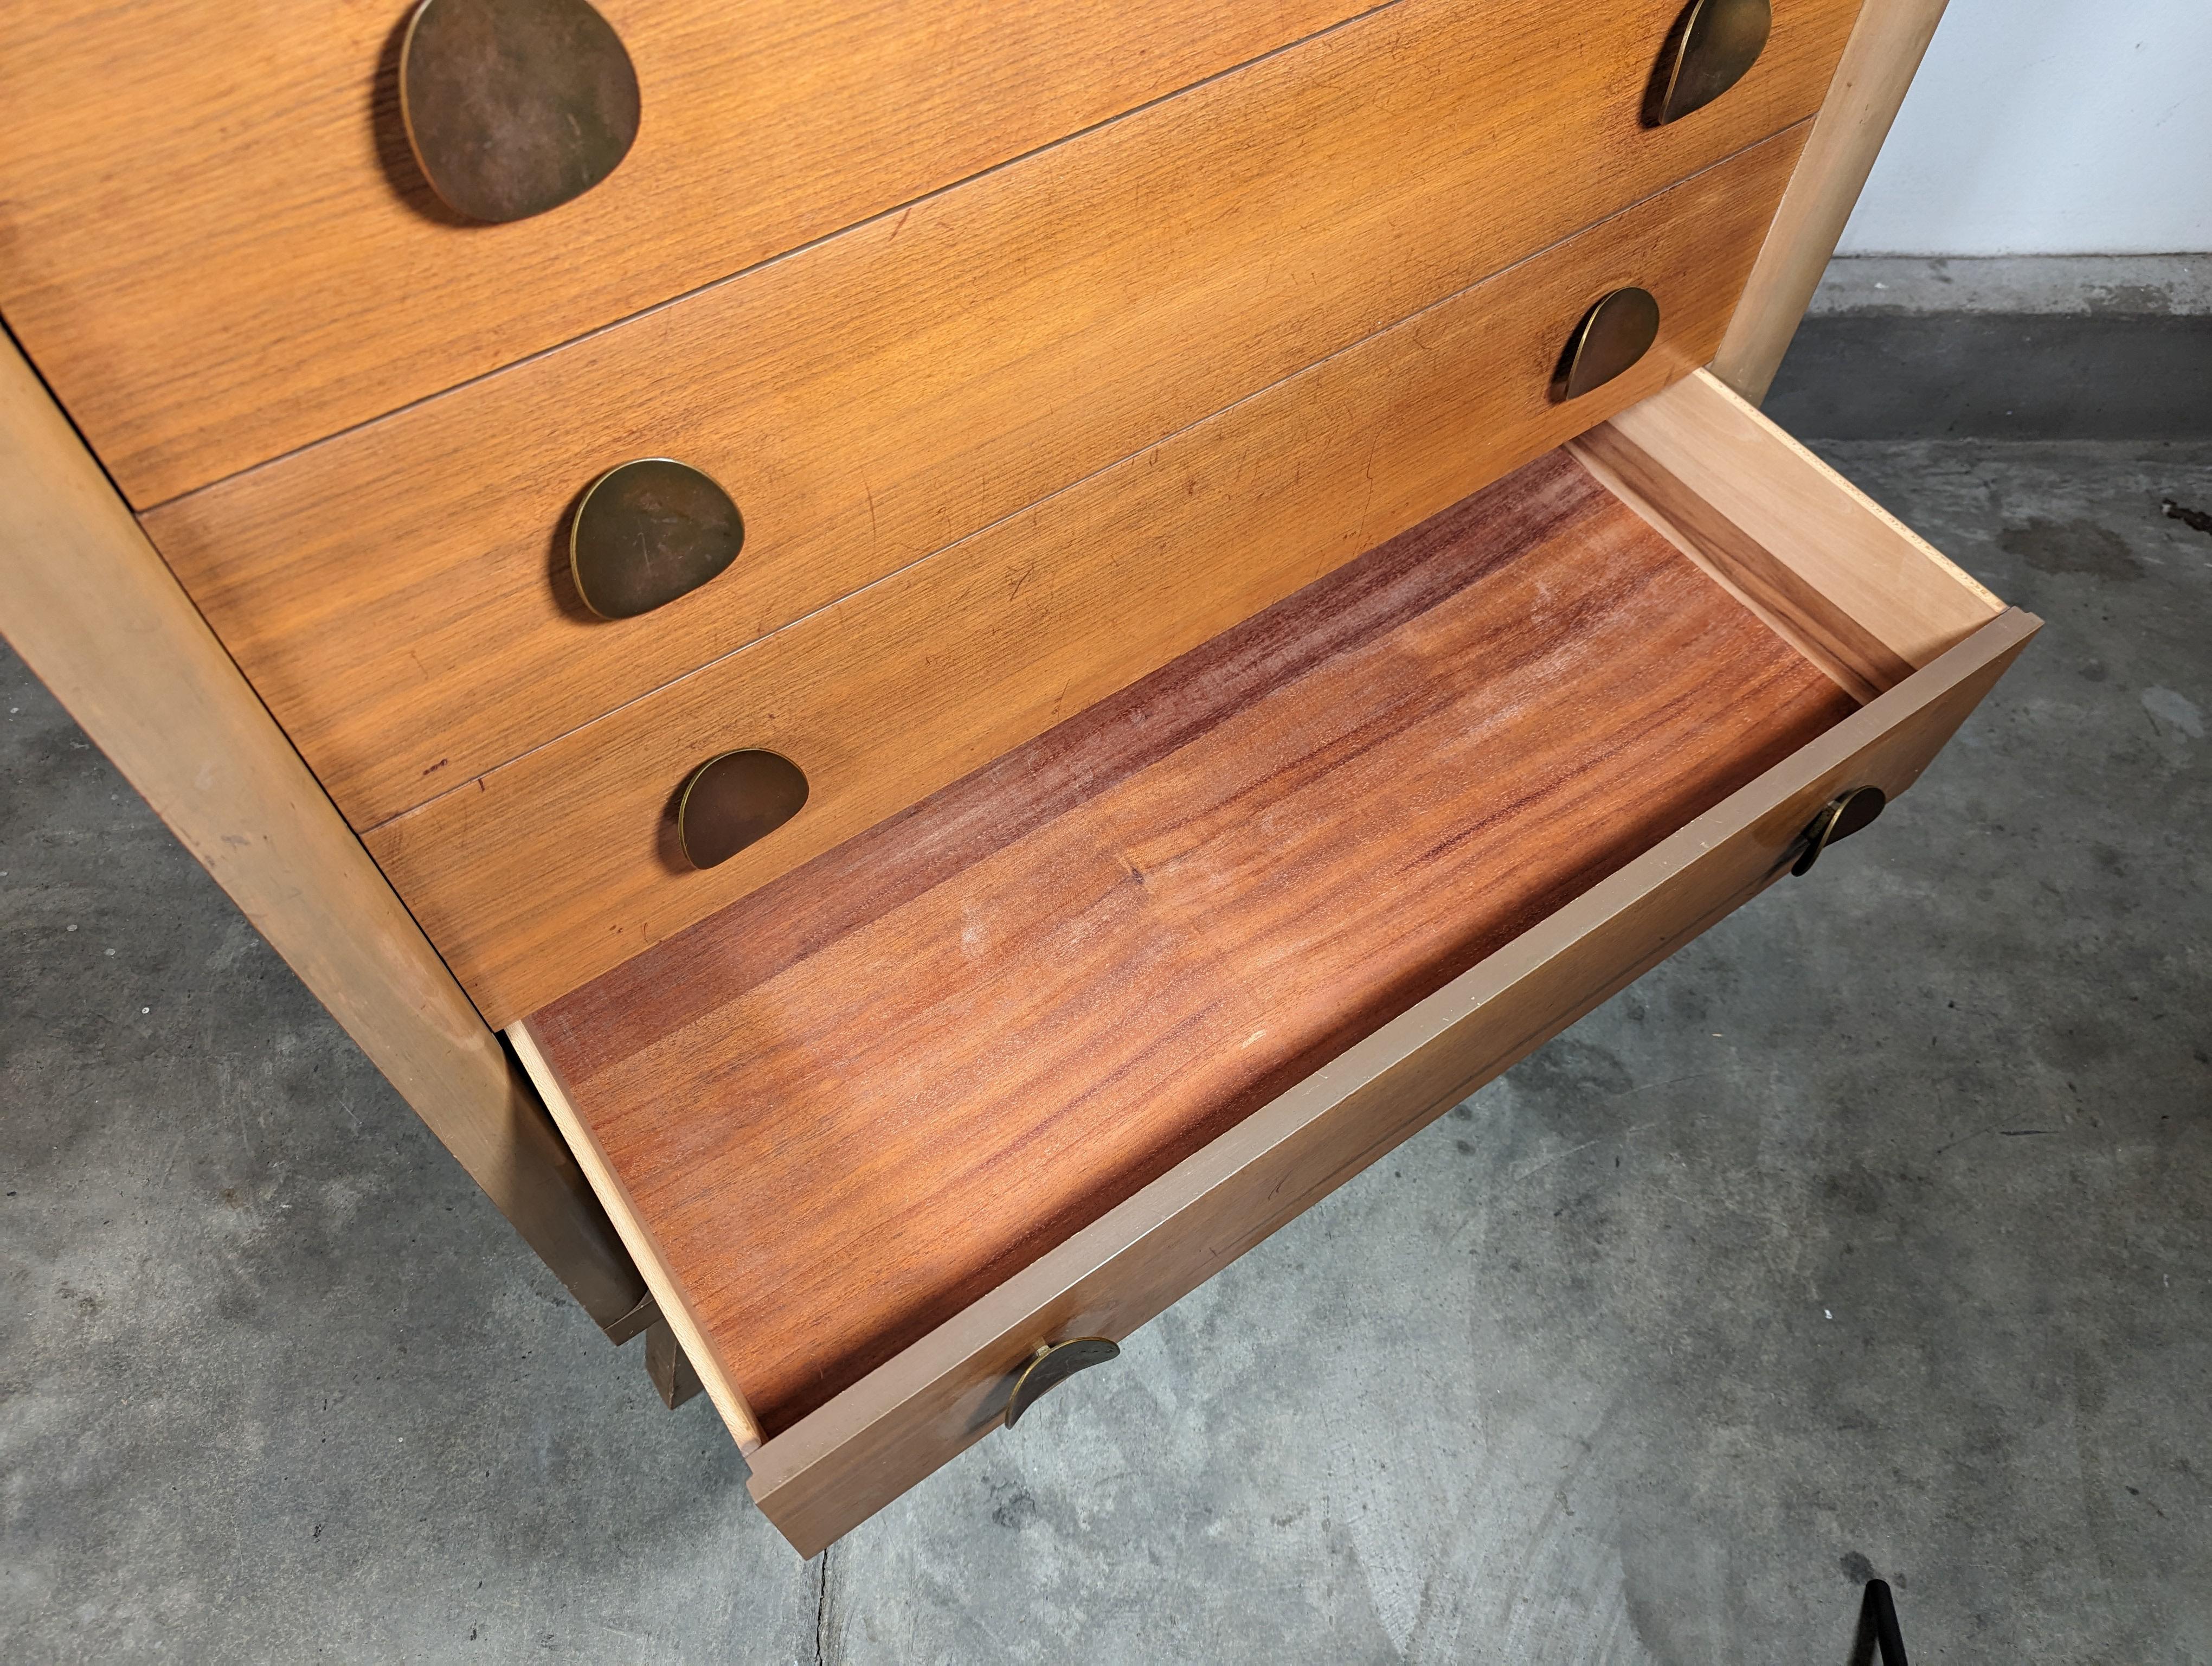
[570,458,745,620]
[1553,288,1661,402]
[1791,785,1886,876]
[1647,0,1773,127]
[400,0,642,223]
[677,750,809,870]
[1004,1337,1120,1428]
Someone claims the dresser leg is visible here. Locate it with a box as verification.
[1713,0,1953,403]
[646,1319,704,1409]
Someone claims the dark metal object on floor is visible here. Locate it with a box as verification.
[2164,498,2212,537]
[1849,1578,1912,1666]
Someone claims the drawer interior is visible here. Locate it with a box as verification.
[517,416,1909,1440]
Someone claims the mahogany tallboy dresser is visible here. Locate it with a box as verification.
[0,0,2034,1553]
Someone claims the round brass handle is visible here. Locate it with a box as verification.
[1791,785,1887,877]
[677,750,809,870]
[1648,0,1773,128]
[1553,287,1661,402]
[1004,1337,1120,1428]
[399,0,642,223]
[570,458,745,620]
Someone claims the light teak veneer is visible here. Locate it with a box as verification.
[0,0,1998,1562]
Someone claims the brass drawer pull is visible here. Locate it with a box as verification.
[1004,1337,1120,1428]
[677,750,809,870]
[400,0,642,223]
[1791,785,1887,876]
[1648,0,1773,127]
[1553,287,1661,402]
[570,459,745,620]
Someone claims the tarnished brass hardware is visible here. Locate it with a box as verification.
[400,0,641,223]
[1647,0,1773,127]
[1553,288,1662,402]
[1004,1337,1120,1428]
[570,458,745,620]
[676,750,809,870]
[1791,785,1887,876]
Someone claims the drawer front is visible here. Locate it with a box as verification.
[364,130,1811,1027]
[734,603,2037,1557]
[0,0,1371,503]
[143,0,1866,832]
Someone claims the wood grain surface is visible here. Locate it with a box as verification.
[741,606,2037,1554]
[139,0,1864,830]
[363,132,1812,1025]
[0,0,1373,504]
[0,332,651,1341]
[509,1022,761,1447]
[528,448,1859,1437]
[1592,369,2001,668]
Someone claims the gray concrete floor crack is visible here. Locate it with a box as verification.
[814,1540,835,1665]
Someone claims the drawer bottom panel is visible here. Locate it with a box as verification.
[515,375,2036,1556]
[530,445,1854,1432]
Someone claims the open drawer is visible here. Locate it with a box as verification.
[509,371,2036,1556]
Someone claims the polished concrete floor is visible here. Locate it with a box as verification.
[4,268,2209,1662]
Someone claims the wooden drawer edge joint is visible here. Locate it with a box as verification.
[509,1020,764,1450]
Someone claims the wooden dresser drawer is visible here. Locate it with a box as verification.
[0,0,1377,504]
[0,0,2023,1577]
[509,370,2034,1555]
[141,0,1864,832]
[363,133,1811,1027]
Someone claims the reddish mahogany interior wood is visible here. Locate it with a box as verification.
[529,450,1858,1435]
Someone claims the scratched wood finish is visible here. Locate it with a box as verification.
[0,0,1374,505]
[528,449,1859,1436]
[741,607,2038,1555]
[364,133,1811,1026]
[140,0,1864,831]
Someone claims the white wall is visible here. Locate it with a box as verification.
[1838,0,2212,255]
